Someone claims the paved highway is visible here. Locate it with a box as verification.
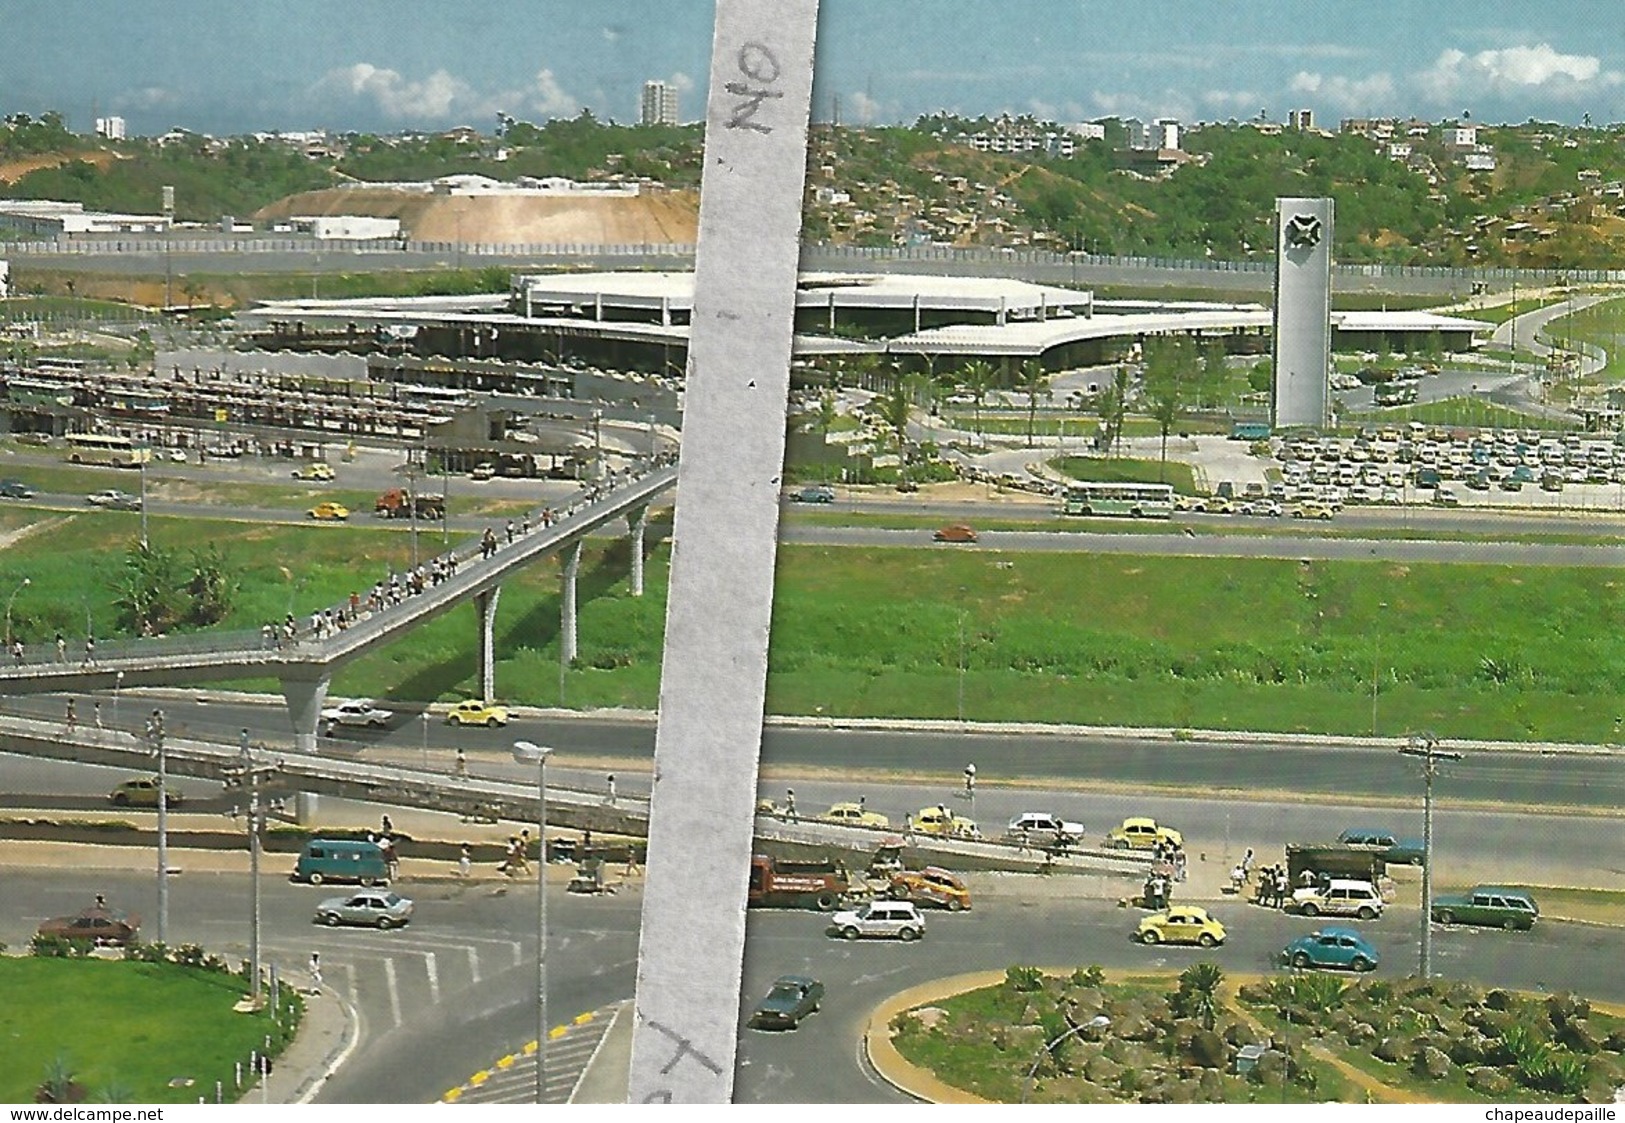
[4,865,1621,1103]
[8,691,1625,814]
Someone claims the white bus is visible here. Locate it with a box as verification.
[1061,481,1175,518]
[66,433,152,467]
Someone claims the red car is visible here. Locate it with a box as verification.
[933,523,979,543]
[37,905,141,947]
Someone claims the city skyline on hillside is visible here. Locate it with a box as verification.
[4,1,1625,136]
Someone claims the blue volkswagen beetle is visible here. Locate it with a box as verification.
[1280,927,1379,972]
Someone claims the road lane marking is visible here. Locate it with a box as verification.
[384,956,402,1028]
[425,949,439,1004]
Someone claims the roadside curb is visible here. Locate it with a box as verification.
[440,1003,621,1103]
[867,968,1625,1105]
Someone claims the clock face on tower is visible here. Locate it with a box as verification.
[1285,214,1322,249]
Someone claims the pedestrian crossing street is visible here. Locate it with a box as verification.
[442,1005,622,1104]
[246,928,528,1031]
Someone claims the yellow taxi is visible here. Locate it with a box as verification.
[889,867,972,911]
[293,463,335,481]
[819,802,890,829]
[1135,906,1226,947]
[307,501,350,521]
[914,806,980,839]
[445,699,510,727]
[1105,817,1183,851]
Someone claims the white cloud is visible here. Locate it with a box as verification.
[312,62,578,125]
[667,71,695,94]
[520,69,576,117]
[1289,70,1397,111]
[1417,43,1621,101]
[849,90,881,125]
[317,63,471,121]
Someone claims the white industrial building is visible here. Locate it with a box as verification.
[287,215,402,240]
[0,199,169,236]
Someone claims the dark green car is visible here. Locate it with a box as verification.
[750,975,824,1030]
[1431,886,1538,931]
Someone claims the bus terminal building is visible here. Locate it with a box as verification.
[235,270,1493,380]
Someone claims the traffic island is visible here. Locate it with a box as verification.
[865,967,1625,1104]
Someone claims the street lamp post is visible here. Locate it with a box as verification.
[1400,731,1462,980]
[146,709,169,947]
[226,729,279,1008]
[1370,601,1388,735]
[5,576,29,648]
[512,740,555,1104]
[139,457,149,549]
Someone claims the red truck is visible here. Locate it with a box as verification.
[748,854,849,911]
[374,489,445,520]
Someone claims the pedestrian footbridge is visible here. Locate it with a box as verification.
[0,463,677,752]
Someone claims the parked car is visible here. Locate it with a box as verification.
[1280,927,1379,971]
[1006,812,1085,847]
[1431,886,1539,931]
[319,699,394,729]
[1336,828,1425,866]
[470,462,496,480]
[933,523,978,543]
[1289,878,1386,920]
[888,867,972,911]
[0,479,35,499]
[313,891,414,929]
[1135,906,1227,947]
[36,904,140,947]
[749,975,824,1029]
[818,802,890,829]
[308,501,350,521]
[789,485,836,504]
[444,699,510,727]
[109,776,184,808]
[292,463,335,481]
[827,900,926,941]
[1104,817,1183,851]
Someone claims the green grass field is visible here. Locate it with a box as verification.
[4,507,1625,741]
[0,957,300,1104]
[1052,455,1200,494]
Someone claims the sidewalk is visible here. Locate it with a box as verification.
[245,979,358,1104]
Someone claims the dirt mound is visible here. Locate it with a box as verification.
[255,186,699,245]
[0,150,119,184]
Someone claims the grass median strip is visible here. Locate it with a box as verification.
[4,507,1625,742]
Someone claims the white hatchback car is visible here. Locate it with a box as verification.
[827,901,926,941]
[1290,878,1386,921]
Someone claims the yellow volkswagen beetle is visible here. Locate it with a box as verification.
[1135,906,1226,948]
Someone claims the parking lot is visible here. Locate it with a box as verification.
[1203,423,1625,519]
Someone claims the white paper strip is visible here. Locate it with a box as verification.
[626,0,820,1105]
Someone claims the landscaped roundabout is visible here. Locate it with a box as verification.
[870,967,1625,1104]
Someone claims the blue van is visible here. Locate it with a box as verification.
[291,839,391,886]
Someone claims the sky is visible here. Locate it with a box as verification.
[6,1,1625,135]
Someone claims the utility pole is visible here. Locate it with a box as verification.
[1399,731,1462,980]
[147,709,169,946]
[224,731,281,1008]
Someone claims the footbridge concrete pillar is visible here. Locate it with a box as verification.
[627,505,648,598]
[561,540,582,666]
[280,670,331,756]
[476,586,502,704]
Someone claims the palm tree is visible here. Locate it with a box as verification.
[816,389,838,440]
[1176,962,1225,1031]
[1016,359,1050,448]
[961,359,996,444]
